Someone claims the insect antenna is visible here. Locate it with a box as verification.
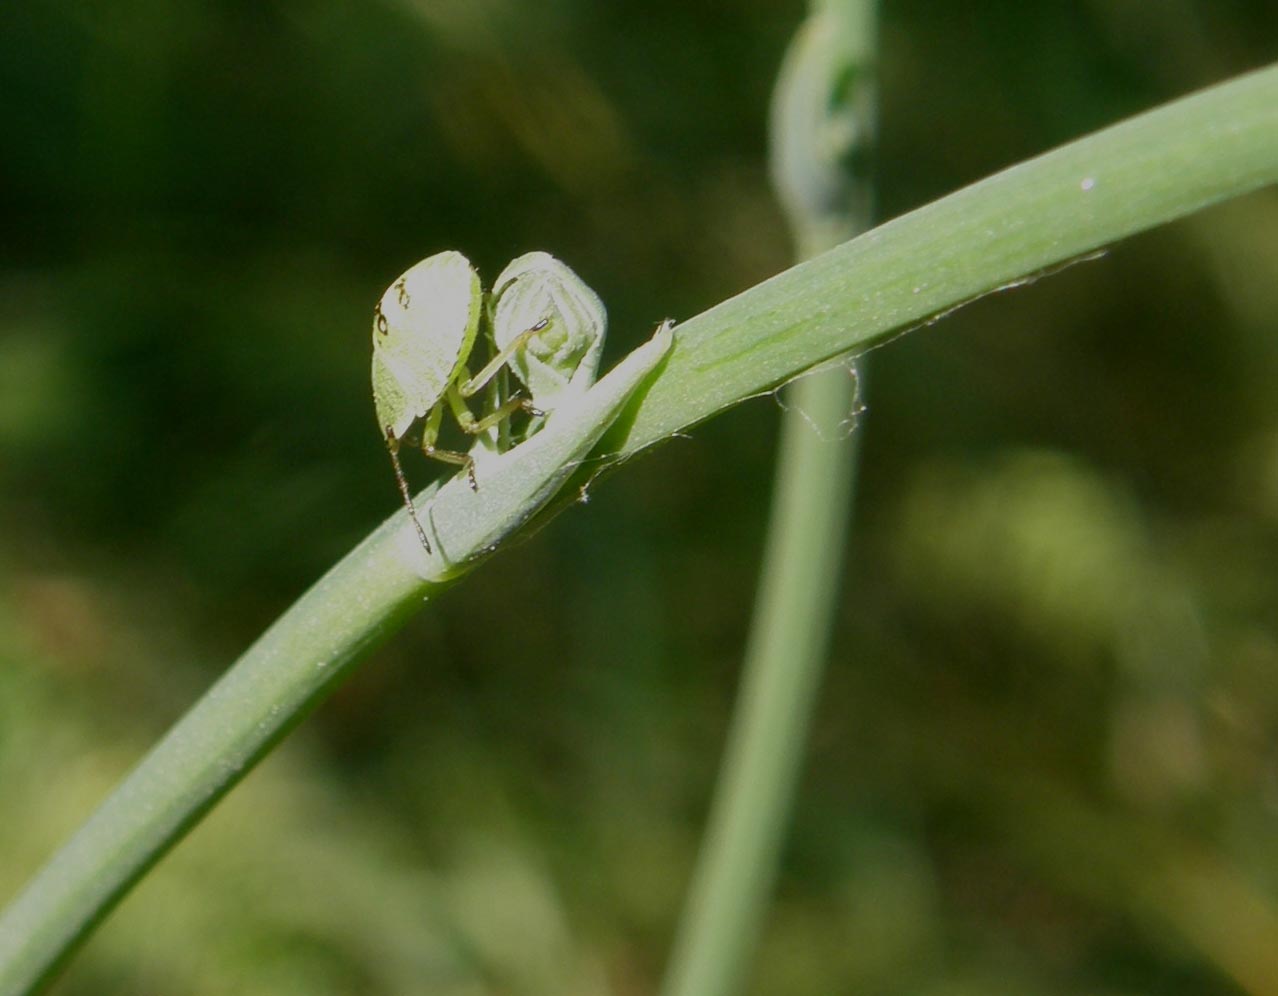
[386,434,432,553]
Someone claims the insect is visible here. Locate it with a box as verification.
[489,251,607,423]
[371,250,608,553]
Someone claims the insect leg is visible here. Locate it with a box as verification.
[457,393,543,434]
[459,317,550,398]
[421,400,479,491]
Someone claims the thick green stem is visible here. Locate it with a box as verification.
[607,62,1278,458]
[1,60,1275,996]
[0,334,673,996]
[0,516,427,996]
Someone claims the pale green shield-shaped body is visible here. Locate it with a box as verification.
[372,249,614,555]
[489,251,606,415]
[372,250,482,444]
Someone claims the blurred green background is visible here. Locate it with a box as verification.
[3,2,1278,994]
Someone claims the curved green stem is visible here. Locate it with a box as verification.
[1,60,1275,996]
[660,4,876,995]
[608,62,1278,457]
[0,331,673,996]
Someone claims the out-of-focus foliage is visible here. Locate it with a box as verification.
[2,1,1277,994]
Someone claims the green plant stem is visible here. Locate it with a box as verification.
[660,369,862,996]
[0,335,673,996]
[0,517,427,996]
[607,61,1278,459]
[660,4,874,995]
[1,61,1275,996]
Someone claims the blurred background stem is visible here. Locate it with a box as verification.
[2,10,1276,990]
[659,4,878,996]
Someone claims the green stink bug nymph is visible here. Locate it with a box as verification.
[489,251,607,423]
[372,249,616,554]
[371,251,548,552]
